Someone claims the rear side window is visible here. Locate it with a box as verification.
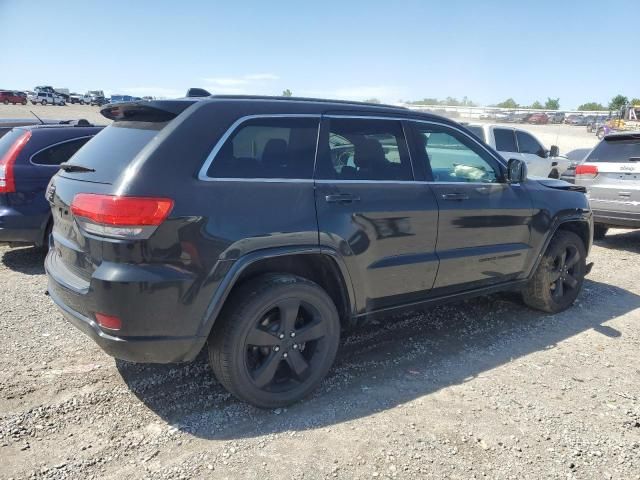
[31,137,92,165]
[586,137,640,163]
[317,118,413,181]
[494,128,517,151]
[465,126,485,142]
[63,123,162,182]
[207,117,319,179]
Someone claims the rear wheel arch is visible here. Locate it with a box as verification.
[202,250,356,337]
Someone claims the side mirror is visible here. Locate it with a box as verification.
[549,145,559,157]
[507,158,527,183]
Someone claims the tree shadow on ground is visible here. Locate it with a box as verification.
[116,278,639,441]
[1,247,46,275]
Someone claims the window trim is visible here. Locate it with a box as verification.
[197,113,507,184]
[29,135,94,166]
[197,114,322,182]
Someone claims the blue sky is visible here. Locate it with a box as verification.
[1,0,638,108]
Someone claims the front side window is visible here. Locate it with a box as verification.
[207,117,319,179]
[317,118,413,181]
[414,123,500,183]
[516,131,544,156]
[31,137,92,165]
[494,128,517,152]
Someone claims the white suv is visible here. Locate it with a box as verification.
[29,92,66,106]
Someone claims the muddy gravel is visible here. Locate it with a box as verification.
[1,230,639,480]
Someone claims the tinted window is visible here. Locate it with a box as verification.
[317,118,413,181]
[465,126,485,142]
[414,123,499,183]
[31,137,92,166]
[494,128,517,151]
[63,123,161,183]
[586,137,640,163]
[516,131,544,155]
[207,117,319,179]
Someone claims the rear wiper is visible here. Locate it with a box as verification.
[59,162,95,173]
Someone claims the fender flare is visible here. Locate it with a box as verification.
[196,245,356,337]
[527,211,592,278]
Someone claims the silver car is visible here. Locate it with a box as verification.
[575,131,640,239]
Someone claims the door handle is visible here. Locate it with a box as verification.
[325,193,360,203]
[441,193,469,201]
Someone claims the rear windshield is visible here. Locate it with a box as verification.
[465,126,485,142]
[61,122,165,183]
[0,129,24,156]
[586,136,640,163]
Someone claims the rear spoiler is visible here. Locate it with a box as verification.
[100,100,196,122]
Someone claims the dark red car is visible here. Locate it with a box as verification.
[528,112,549,124]
[0,91,27,105]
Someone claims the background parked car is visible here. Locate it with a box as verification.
[527,112,549,124]
[547,112,565,124]
[30,92,66,106]
[0,91,27,105]
[0,120,103,248]
[68,93,84,104]
[575,131,640,239]
[465,123,569,178]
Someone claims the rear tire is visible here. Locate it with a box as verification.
[208,274,340,408]
[593,224,608,240]
[548,169,560,179]
[522,230,586,313]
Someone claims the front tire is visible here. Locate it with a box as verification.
[208,274,340,408]
[522,230,586,313]
[41,100,47,106]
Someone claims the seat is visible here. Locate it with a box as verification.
[353,138,389,180]
[261,139,288,175]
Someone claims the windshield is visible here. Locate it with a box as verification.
[587,136,640,163]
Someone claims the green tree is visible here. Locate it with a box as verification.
[577,102,606,111]
[530,100,544,109]
[363,98,381,104]
[408,98,440,105]
[494,98,519,109]
[609,94,628,111]
[282,89,292,97]
[631,98,640,106]
[544,97,560,110]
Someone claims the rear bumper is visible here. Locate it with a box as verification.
[592,209,640,228]
[47,284,206,363]
[0,207,48,245]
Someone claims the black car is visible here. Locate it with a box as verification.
[45,96,593,408]
[0,121,103,247]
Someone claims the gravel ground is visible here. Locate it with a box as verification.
[1,231,639,480]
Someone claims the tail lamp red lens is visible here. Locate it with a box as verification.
[71,194,174,239]
[0,131,32,193]
[575,164,598,178]
[95,312,122,331]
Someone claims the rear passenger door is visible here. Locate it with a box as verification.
[492,127,518,161]
[314,116,439,313]
[409,121,533,294]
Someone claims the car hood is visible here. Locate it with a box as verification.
[534,178,586,193]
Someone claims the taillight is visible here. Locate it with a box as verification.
[71,194,174,239]
[575,164,598,179]
[0,131,32,193]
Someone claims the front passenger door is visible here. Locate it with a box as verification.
[410,121,533,295]
[516,130,549,178]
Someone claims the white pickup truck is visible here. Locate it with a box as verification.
[465,123,570,178]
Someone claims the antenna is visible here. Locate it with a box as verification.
[30,110,45,125]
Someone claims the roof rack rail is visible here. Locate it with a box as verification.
[58,119,93,126]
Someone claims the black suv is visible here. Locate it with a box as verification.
[45,96,593,408]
